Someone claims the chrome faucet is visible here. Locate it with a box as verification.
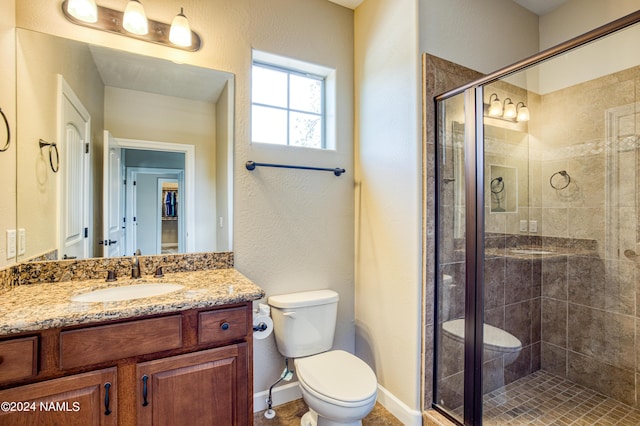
[132,256,142,279]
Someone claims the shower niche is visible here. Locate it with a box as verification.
[488,164,516,213]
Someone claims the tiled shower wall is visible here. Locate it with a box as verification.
[533,65,640,407]
[426,54,640,410]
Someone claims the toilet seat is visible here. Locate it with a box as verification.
[442,318,521,352]
[294,350,377,406]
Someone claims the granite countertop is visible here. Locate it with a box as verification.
[0,269,265,336]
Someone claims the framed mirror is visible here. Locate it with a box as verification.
[15,28,234,261]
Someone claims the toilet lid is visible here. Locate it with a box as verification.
[295,350,377,403]
[442,319,521,351]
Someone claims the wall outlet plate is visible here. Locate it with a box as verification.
[529,220,538,233]
[6,229,16,258]
[18,228,26,255]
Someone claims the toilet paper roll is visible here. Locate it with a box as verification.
[252,314,273,340]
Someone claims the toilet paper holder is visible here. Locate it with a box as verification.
[253,322,269,332]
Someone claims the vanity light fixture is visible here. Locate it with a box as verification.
[62,0,201,51]
[123,0,148,35]
[169,8,192,47]
[66,0,98,23]
[485,93,530,123]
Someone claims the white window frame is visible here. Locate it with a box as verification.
[251,50,337,150]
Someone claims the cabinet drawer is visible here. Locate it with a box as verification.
[60,316,182,369]
[199,307,247,344]
[0,336,38,383]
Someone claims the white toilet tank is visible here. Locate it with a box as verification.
[268,289,339,358]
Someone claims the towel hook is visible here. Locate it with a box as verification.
[0,108,10,152]
[550,170,570,190]
[39,139,60,173]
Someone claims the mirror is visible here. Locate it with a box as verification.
[15,28,234,261]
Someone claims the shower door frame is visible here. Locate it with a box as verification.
[431,9,640,426]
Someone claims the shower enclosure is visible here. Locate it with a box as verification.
[433,10,640,426]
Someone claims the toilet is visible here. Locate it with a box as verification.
[441,318,522,390]
[268,290,377,426]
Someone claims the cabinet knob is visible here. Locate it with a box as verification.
[220,322,230,331]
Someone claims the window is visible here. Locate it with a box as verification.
[251,52,334,150]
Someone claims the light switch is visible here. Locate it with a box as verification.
[529,220,538,233]
[519,220,528,232]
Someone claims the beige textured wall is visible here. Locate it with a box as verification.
[354,0,422,419]
[0,0,16,268]
[16,0,354,401]
[419,0,540,74]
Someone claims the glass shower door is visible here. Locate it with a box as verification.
[434,91,468,423]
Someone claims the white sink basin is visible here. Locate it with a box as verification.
[70,283,184,303]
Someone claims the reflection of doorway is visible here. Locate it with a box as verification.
[126,168,185,256]
[159,179,181,254]
[58,76,91,260]
[102,137,195,256]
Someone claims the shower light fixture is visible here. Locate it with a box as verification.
[62,0,201,51]
[516,102,530,122]
[485,93,530,123]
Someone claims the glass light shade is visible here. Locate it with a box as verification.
[169,9,192,47]
[67,0,98,23]
[123,0,148,35]
[503,100,516,119]
[489,99,502,116]
[517,105,530,122]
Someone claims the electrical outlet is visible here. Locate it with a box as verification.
[18,228,26,255]
[529,220,538,233]
[519,220,528,232]
[6,229,16,259]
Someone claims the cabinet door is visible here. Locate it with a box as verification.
[137,344,249,426]
[0,367,117,426]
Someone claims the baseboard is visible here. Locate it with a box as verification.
[376,384,422,426]
[253,381,302,413]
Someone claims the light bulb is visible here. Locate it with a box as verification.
[517,105,530,122]
[503,99,516,119]
[170,8,192,47]
[489,99,502,116]
[123,0,148,35]
[67,0,98,23]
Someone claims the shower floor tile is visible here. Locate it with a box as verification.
[482,371,640,425]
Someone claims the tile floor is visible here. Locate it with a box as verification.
[253,399,403,426]
[450,370,640,425]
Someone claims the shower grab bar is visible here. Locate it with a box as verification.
[245,160,346,176]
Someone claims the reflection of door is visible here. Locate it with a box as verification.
[58,76,90,260]
[102,130,124,257]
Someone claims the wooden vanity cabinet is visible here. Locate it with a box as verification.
[0,367,117,426]
[0,302,253,426]
[136,343,249,425]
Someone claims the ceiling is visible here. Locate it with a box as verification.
[89,45,231,102]
[328,0,568,16]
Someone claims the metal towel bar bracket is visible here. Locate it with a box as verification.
[245,160,346,177]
